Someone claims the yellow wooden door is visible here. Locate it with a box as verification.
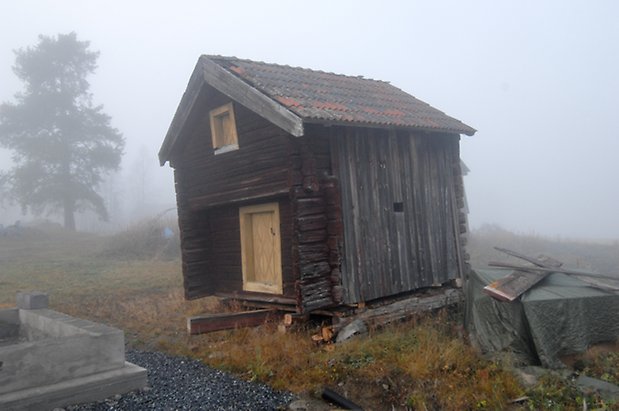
[239,203,282,294]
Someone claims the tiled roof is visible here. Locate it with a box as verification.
[207,56,475,136]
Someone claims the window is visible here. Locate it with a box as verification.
[209,102,238,154]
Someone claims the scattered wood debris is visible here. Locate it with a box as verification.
[484,247,619,301]
[482,247,562,301]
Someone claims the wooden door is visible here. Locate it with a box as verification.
[239,203,282,294]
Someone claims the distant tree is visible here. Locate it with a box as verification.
[0,33,124,230]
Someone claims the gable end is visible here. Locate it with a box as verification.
[159,57,304,166]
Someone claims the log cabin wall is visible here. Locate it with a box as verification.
[289,126,342,312]
[332,127,464,303]
[172,84,297,300]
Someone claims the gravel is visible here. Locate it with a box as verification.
[68,350,296,411]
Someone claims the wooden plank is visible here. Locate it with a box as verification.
[483,270,547,301]
[494,247,563,268]
[375,131,393,297]
[488,262,619,283]
[399,133,418,290]
[488,264,619,293]
[302,118,476,136]
[216,292,296,305]
[337,130,357,302]
[449,144,466,281]
[483,252,564,301]
[187,309,278,335]
[201,57,304,137]
[389,131,409,293]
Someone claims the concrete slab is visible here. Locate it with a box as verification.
[0,301,147,410]
[0,361,147,411]
[0,309,125,394]
[0,309,19,343]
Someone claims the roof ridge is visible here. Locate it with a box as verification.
[202,54,392,85]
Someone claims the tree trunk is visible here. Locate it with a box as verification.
[61,153,76,231]
[64,197,76,231]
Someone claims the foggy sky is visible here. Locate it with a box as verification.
[1,0,618,240]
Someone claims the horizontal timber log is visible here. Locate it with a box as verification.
[333,288,463,334]
[304,297,334,312]
[299,252,330,267]
[187,309,279,335]
[299,229,327,244]
[188,188,289,210]
[300,277,332,296]
[297,214,327,231]
[291,185,324,199]
[215,292,296,306]
[298,243,330,257]
[295,198,326,216]
[301,261,331,279]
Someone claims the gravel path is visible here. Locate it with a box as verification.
[69,350,296,411]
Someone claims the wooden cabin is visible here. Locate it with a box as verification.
[159,56,476,313]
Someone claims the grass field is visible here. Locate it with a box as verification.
[1,221,617,410]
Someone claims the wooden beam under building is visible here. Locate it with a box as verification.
[187,309,279,335]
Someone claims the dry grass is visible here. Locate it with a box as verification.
[1,222,618,409]
[468,224,619,276]
[147,310,524,409]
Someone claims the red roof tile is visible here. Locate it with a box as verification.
[207,56,475,136]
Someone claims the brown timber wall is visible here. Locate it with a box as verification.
[290,128,342,312]
[173,85,297,300]
[333,127,464,303]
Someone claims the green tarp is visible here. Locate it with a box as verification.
[466,269,619,368]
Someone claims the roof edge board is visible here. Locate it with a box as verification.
[158,60,205,165]
[302,118,476,136]
[201,57,304,138]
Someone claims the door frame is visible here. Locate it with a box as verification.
[239,202,283,294]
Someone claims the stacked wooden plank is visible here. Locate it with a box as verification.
[483,247,619,301]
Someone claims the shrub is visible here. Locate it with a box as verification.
[99,216,180,260]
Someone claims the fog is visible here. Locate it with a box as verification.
[1,0,617,239]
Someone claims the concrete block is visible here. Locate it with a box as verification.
[16,292,49,310]
[0,309,19,340]
[1,309,126,394]
[0,309,19,325]
[0,362,147,410]
[0,305,146,409]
